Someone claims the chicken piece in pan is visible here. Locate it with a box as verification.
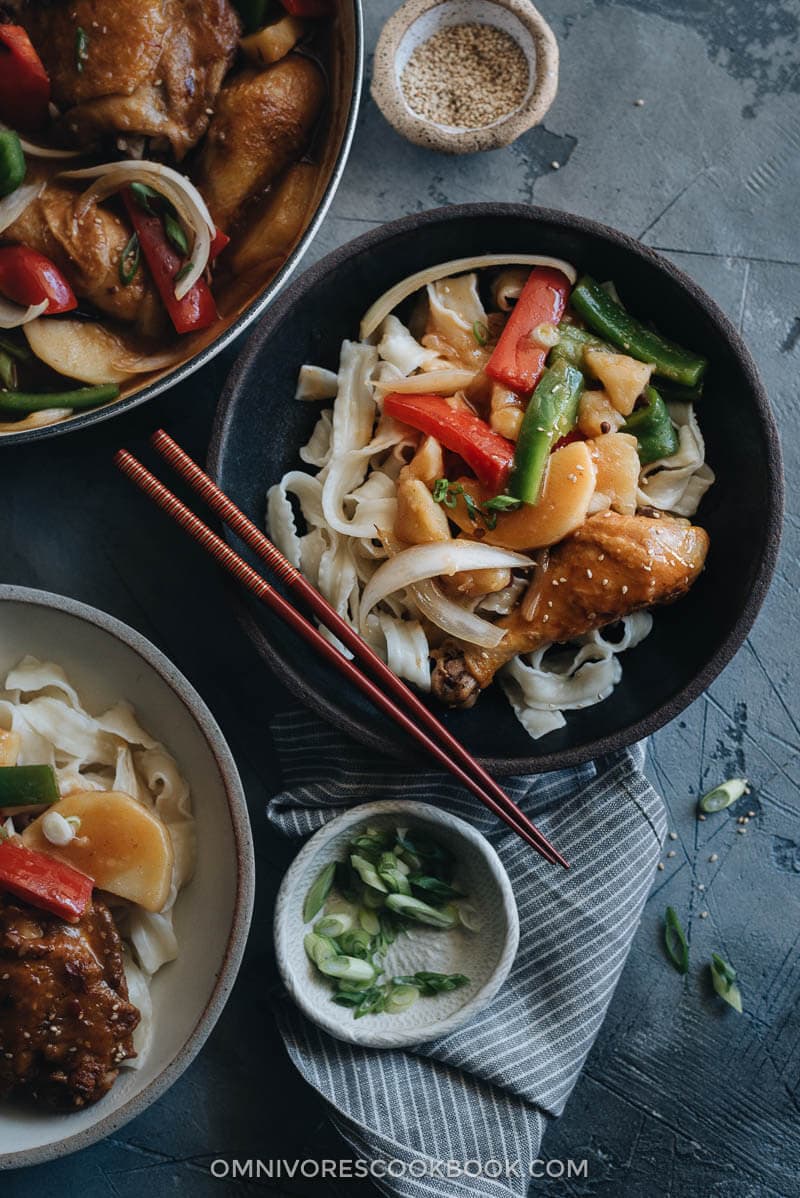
[432,513,710,707]
[194,55,326,232]
[21,0,240,159]
[0,893,140,1109]
[5,183,161,328]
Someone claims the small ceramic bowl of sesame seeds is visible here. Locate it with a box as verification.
[371,0,559,154]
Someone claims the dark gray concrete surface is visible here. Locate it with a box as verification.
[2,0,799,1194]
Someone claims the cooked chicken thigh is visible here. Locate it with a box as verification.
[5,184,160,327]
[194,55,326,231]
[432,512,710,706]
[21,0,240,158]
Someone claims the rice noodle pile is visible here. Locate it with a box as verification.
[268,261,714,740]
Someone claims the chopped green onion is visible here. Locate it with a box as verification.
[699,778,748,813]
[483,495,522,513]
[303,931,339,969]
[318,955,375,983]
[119,232,140,286]
[358,907,380,936]
[385,983,420,1013]
[385,893,458,928]
[472,320,489,346]
[129,181,159,213]
[303,861,336,922]
[164,212,189,256]
[337,929,373,959]
[315,912,352,938]
[408,874,463,901]
[175,261,194,283]
[664,906,689,974]
[377,851,412,895]
[75,26,89,73]
[710,953,743,1013]
[393,971,469,995]
[350,853,388,893]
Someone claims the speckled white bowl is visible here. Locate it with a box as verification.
[275,801,519,1048]
[371,0,559,154]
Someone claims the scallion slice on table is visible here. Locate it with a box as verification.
[710,953,743,1013]
[664,906,689,974]
[699,778,749,813]
[570,274,708,388]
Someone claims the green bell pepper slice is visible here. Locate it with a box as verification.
[0,764,60,815]
[623,386,679,464]
[571,274,708,388]
[509,359,584,505]
[0,130,25,198]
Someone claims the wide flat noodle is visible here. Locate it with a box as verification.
[377,314,440,376]
[378,612,431,691]
[0,658,195,991]
[637,403,715,516]
[500,613,653,739]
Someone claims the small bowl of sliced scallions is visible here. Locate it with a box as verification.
[274,801,519,1048]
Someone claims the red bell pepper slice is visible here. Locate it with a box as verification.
[0,246,77,314]
[209,226,230,261]
[121,188,218,336]
[0,26,50,132]
[0,840,93,924]
[486,267,571,395]
[280,0,333,15]
[383,393,515,492]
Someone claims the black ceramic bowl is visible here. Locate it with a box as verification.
[209,204,783,774]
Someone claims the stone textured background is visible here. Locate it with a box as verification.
[2,0,799,1194]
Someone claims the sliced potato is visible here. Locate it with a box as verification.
[589,432,640,516]
[443,564,512,598]
[0,729,21,766]
[584,347,653,415]
[395,474,451,544]
[24,320,138,385]
[230,163,318,276]
[241,14,305,65]
[23,790,174,913]
[449,441,597,550]
[406,435,444,485]
[577,388,625,438]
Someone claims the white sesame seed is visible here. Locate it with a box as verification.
[700,910,709,919]
[667,850,676,858]
[669,831,678,840]
[709,853,718,862]
[634,98,645,106]
[586,568,593,579]
[621,584,628,594]
[657,862,665,871]
[551,160,561,169]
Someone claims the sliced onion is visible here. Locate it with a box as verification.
[61,161,214,300]
[0,297,48,329]
[360,254,578,340]
[360,540,533,628]
[412,578,507,648]
[0,408,72,434]
[0,122,83,159]
[112,347,185,374]
[374,368,476,395]
[0,180,45,236]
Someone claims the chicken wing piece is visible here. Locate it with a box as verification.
[22,0,240,159]
[5,183,160,328]
[431,512,710,707]
[194,55,326,231]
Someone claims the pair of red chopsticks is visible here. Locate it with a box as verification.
[114,431,568,869]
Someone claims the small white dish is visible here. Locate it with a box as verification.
[371,0,559,154]
[275,800,519,1048]
[0,586,254,1170]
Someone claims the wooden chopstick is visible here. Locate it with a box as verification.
[114,442,567,869]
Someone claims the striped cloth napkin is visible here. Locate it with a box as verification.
[268,710,666,1198]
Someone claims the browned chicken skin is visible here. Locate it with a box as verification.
[21,0,240,158]
[432,513,710,706]
[0,894,139,1109]
[195,55,326,231]
[5,184,160,327]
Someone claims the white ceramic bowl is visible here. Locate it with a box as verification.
[0,586,255,1169]
[371,0,558,154]
[275,801,518,1048]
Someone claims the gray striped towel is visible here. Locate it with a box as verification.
[268,710,666,1197]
